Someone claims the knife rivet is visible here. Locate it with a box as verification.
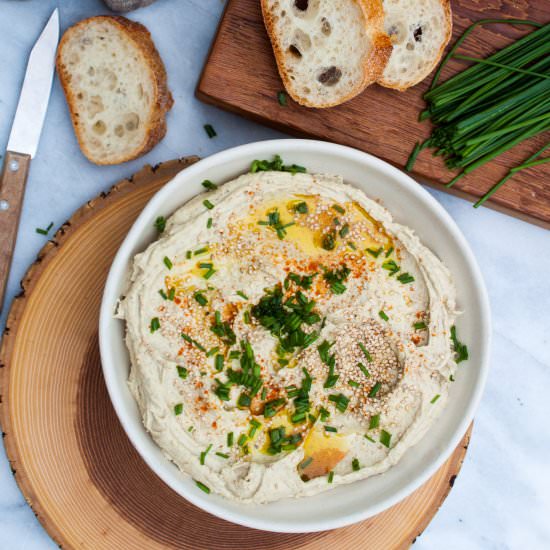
[0,199,9,211]
[9,160,19,172]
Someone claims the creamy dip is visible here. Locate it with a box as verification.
[119,169,459,502]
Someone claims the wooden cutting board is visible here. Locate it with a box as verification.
[197,0,550,228]
[0,157,472,549]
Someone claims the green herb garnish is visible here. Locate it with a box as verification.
[177,366,188,379]
[327,471,334,483]
[194,480,210,493]
[163,256,173,269]
[154,216,166,233]
[200,444,213,465]
[431,394,441,404]
[194,292,208,306]
[277,91,287,106]
[379,310,389,322]
[451,325,469,363]
[352,458,360,471]
[323,265,351,294]
[358,363,371,378]
[414,321,427,330]
[150,317,160,333]
[250,155,306,175]
[215,354,224,372]
[368,382,382,398]
[397,272,415,284]
[201,179,217,190]
[227,432,234,446]
[358,343,372,362]
[328,393,350,413]
[380,430,392,448]
[237,290,248,300]
[203,199,214,210]
[264,397,286,418]
[174,403,183,415]
[369,414,380,429]
[215,452,229,459]
[258,208,295,239]
[366,247,383,258]
[324,425,337,433]
[382,259,400,276]
[203,124,216,138]
[294,201,308,214]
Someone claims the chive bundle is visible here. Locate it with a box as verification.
[407,19,550,205]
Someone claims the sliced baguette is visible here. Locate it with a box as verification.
[378,0,452,90]
[56,16,173,165]
[261,0,392,108]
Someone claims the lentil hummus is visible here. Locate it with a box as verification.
[119,167,461,502]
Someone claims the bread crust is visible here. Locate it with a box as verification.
[261,0,392,108]
[56,16,173,165]
[377,0,452,91]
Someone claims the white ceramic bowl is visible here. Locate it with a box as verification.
[100,139,491,533]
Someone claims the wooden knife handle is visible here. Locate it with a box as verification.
[0,151,31,314]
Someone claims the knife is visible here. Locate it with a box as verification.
[0,8,59,312]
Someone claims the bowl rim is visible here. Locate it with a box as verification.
[99,138,491,533]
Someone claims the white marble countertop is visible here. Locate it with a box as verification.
[1,1,549,548]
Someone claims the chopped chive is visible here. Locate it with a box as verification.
[352,458,360,471]
[200,444,213,465]
[332,204,345,214]
[177,366,188,379]
[188,426,194,432]
[277,91,287,106]
[379,310,389,321]
[203,199,214,210]
[300,457,313,470]
[451,326,469,363]
[201,179,217,190]
[431,394,441,404]
[150,317,160,333]
[339,224,350,238]
[368,382,382,398]
[194,480,210,493]
[163,256,173,269]
[227,432,234,446]
[237,433,248,447]
[207,217,213,228]
[369,414,380,429]
[348,380,360,388]
[203,268,216,279]
[328,393,350,413]
[168,287,176,301]
[382,259,400,275]
[215,354,224,371]
[158,289,167,300]
[194,292,208,306]
[414,321,427,330]
[203,124,216,138]
[397,272,415,284]
[327,471,334,483]
[249,419,262,438]
[450,374,455,382]
[261,387,267,400]
[215,452,229,459]
[194,247,208,256]
[380,430,392,448]
[198,262,213,269]
[324,425,337,433]
[238,393,251,408]
[385,246,394,257]
[186,250,192,259]
[154,216,166,233]
[358,343,372,362]
[358,363,371,378]
[237,290,249,300]
[366,246,383,258]
[294,201,308,214]
[174,403,183,415]
[364,434,375,443]
[206,346,220,357]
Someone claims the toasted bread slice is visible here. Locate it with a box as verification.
[261,0,392,108]
[56,16,173,165]
[378,0,452,90]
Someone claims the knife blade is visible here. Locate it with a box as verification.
[0,8,59,312]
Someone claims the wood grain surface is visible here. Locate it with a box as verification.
[0,151,31,310]
[197,0,550,228]
[0,158,471,550]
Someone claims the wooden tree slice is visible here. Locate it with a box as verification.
[0,157,472,550]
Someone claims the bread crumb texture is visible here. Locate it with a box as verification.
[57,16,173,165]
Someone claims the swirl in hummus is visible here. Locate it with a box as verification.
[119,168,461,502]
